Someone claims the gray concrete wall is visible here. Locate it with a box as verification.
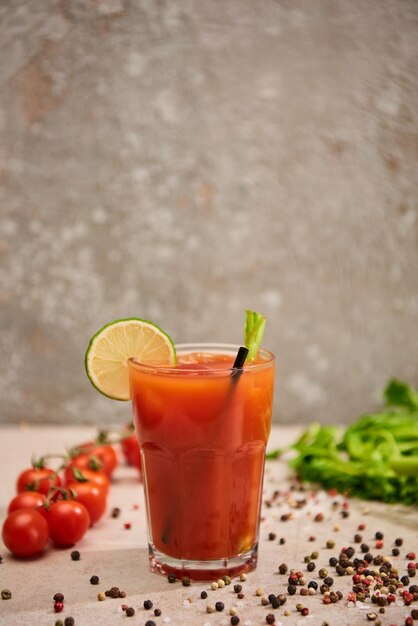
[0,0,417,426]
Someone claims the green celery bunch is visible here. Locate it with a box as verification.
[289,380,418,505]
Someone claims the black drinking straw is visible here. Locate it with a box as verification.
[231,346,249,380]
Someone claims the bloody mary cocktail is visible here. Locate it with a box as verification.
[128,343,275,580]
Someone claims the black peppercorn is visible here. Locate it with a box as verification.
[329,557,338,566]
[268,594,280,608]
[307,562,315,572]
[126,608,135,617]
[278,563,288,574]
[287,585,297,595]
[375,531,383,540]
[64,618,74,626]
[201,591,208,599]
[234,584,242,593]
[266,614,275,624]
[395,538,403,546]
[143,599,153,610]
[90,575,99,585]
[360,544,369,553]
[53,593,64,602]
[231,616,240,626]
[181,577,191,587]
[145,622,156,626]
[154,608,161,616]
[70,550,80,561]
[167,573,176,583]
[215,601,224,612]
[308,581,318,590]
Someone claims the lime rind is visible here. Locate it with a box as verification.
[85,317,176,401]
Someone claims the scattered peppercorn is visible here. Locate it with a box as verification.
[318,568,328,579]
[111,507,121,518]
[64,618,74,626]
[395,538,403,546]
[367,613,377,621]
[54,602,64,613]
[268,594,280,608]
[145,622,156,626]
[1,589,12,600]
[53,593,64,602]
[268,532,276,541]
[55,621,64,626]
[143,599,153,610]
[308,581,318,590]
[311,551,319,559]
[90,575,99,585]
[201,591,208,599]
[97,592,106,601]
[407,552,416,560]
[392,548,400,556]
[237,593,244,599]
[314,513,324,522]
[326,540,335,549]
[301,607,309,616]
[153,608,161,617]
[231,616,240,625]
[287,585,297,595]
[266,614,275,624]
[215,601,225,612]
[279,538,286,545]
[375,532,384,540]
[340,510,350,518]
[70,550,80,561]
[167,573,176,583]
[234,584,242,593]
[239,573,247,581]
[181,576,191,587]
[125,607,135,617]
[278,563,288,574]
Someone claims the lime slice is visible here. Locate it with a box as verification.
[85,318,176,401]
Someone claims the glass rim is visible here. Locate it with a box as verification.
[128,342,275,375]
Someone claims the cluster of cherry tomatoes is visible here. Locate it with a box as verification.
[1,425,141,559]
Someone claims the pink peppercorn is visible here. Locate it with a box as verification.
[358,523,366,531]
[301,608,309,616]
[124,522,131,530]
[407,562,416,570]
[376,540,384,549]
[323,596,331,605]
[407,552,416,560]
[54,602,64,613]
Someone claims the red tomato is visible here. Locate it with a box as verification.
[8,491,46,515]
[43,500,90,547]
[16,467,61,496]
[2,509,49,557]
[70,443,118,477]
[121,434,142,472]
[64,466,110,494]
[66,481,107,525]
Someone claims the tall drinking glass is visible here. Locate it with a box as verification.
[128,343,275,580]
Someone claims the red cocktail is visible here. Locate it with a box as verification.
[129,343,275,580]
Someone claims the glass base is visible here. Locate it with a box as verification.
[148,542,258,581]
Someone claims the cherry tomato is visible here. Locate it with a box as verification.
[2,508,49,557]
[64,465,110,494]
[16,467,61,496]
[121,434,141,472]
[71,443,118,477]
[43,500,90,547]
[8,491,46,515]
[66,480,107,525]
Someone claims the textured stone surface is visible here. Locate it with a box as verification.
[0,0,417,425]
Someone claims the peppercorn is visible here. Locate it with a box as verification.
[402,576,411,586]
[287,585,297,595]
[126,607,135,617]
[301,607,309,616]
[215,601,225,612]
[326,540,335,549]
[329,556,338,566]
[206,605,215,613]
[268,594,280,608]
[239,573,247,581]
[54,602,64,613]
[97,592,105,601]
[411,609,418,619]
[53,593,64,602]
[266,614,275,624]
[201,591,208,599]
[145,622,156,626]
[361,543,369,553]
[341,510,350,518]
[354,534,362,543]
[90,575,99,585]
[318,568,328,579]
[211,581,218,590]
[111,507,121,518]
[55,621,64,626]
[320,584,330,594]
[231,616,240,625]
[1,589,12,600]
[167,573,176,583]
[375,531,384,540]
[300,588,308,596]
[256,587,264,596]
[392,548,400,556]
[395,538,403,546]
[407,552,417,560]
[143,599,153,610]
[181,576,191,587]
[261,596,269,606]
[279,537,286,545]
[223,576,232,585]
[314,513,324,522]
[308,581,318,590]
[268,532,276,541]
[364,553,373,563]
[277,594,286,605]
[70,550,80,561]
[367,613,377,621]
[345,546,355,558]
[307,561,315,572]
[154,608,161,616]
[64,618,75,626]
[237,592,244,599]
[323,576,334,587]
[278,563,288,574]
[234,584,242,593]
[311,551,319,559]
